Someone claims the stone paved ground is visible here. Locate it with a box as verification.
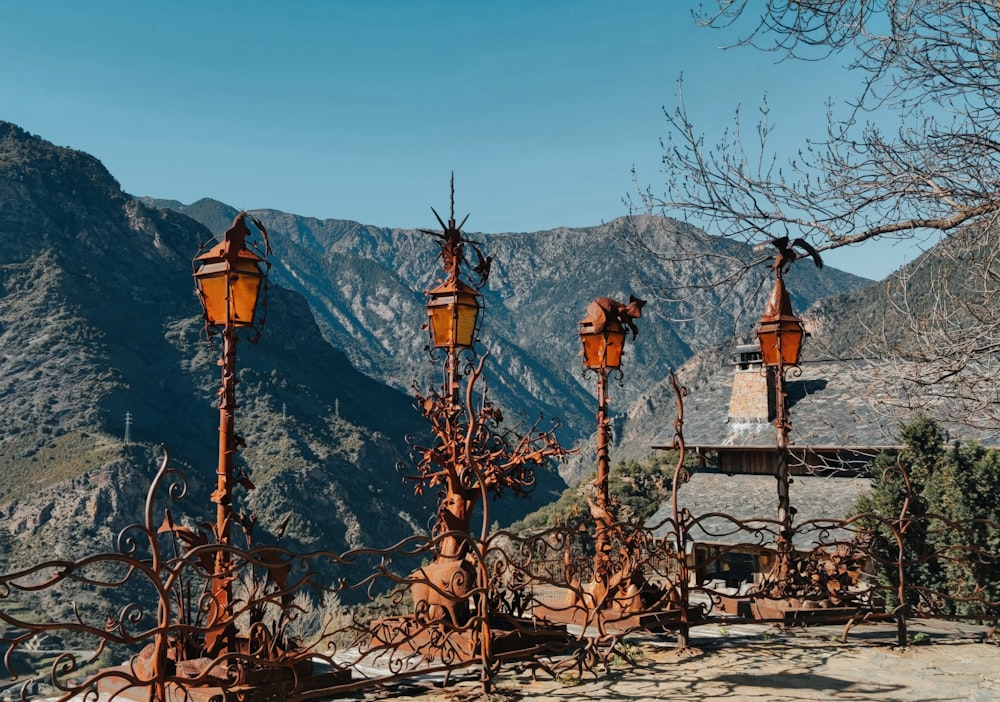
[375,620,1000,702]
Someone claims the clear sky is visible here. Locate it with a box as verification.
[1,1,916,280]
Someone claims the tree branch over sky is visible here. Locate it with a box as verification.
[636,1,1000,255]
[631,1,1000,430]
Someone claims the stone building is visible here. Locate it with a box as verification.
[662,345,906,477]
[647,343,998,589]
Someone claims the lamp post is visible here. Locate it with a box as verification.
[579,307,628,597]
[424,230,481,565]
[418,178,484,561]
[426,275,481,404]
[193,211,269,655]
[755,268,805,586]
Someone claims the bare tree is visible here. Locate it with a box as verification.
[631,1,1000,429]
[858,220,1000,428]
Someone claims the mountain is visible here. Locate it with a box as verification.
[609,224,1000,467]
[0,119,874,594]
[143,200,871,483]
[0,122,569,587]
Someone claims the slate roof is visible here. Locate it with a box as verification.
[652,357,1000,451]
[646,472,871,547]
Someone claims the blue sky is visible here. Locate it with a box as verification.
[1,1,915,279]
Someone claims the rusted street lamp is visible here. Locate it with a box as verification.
[755,269,805,586]
[421,175,483,409]
[427,275,481,405]
[419,178,485,560]
[392,179,568,686]
[193,211,269,655]
[579,303,629,599]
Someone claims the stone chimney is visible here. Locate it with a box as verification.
[727,343,775,423]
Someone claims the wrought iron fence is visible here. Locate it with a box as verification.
[3,416,1000,700]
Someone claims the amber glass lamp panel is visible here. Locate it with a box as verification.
[427,286,480,349]
[757,318,804,367]
[195,257,263,327]
[580,322,625,370]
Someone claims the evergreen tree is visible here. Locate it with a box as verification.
[934,441,1000,618]
[855,416,1000,620]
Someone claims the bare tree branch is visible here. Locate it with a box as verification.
[629,2,1000,431]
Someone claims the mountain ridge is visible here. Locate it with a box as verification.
[0,123,523,584]
[0,119,874,592]
[144,197,871,485]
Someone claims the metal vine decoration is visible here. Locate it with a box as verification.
[0,449,349,702]
[418,173,491,291]
[193,211,272,345]
[403,356,570,548]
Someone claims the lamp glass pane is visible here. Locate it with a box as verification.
[229,259,263,325]
[196,258,262,327]
[581,332,604,369]
[428,303,453,347]
[758,329,776,366]
[604,330,625,368]
[196,270,230,326]
[581,328,625,369]
[780,327,804,365]
[454,298,479,347]
[428,290,480,348]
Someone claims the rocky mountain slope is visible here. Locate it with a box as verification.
[0,122,564,583]
[145,199,871,483]
[0,119,875,587]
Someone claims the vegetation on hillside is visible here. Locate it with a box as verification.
[510,451,686,533]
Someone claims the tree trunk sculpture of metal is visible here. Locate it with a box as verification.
[399,178,570,670]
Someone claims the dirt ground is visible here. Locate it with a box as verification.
[376,620,1000,702]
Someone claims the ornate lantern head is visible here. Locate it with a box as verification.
[579,320,626,370]
[193,212,267,328]
[427,278,481,349]
[756,276,805,367]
